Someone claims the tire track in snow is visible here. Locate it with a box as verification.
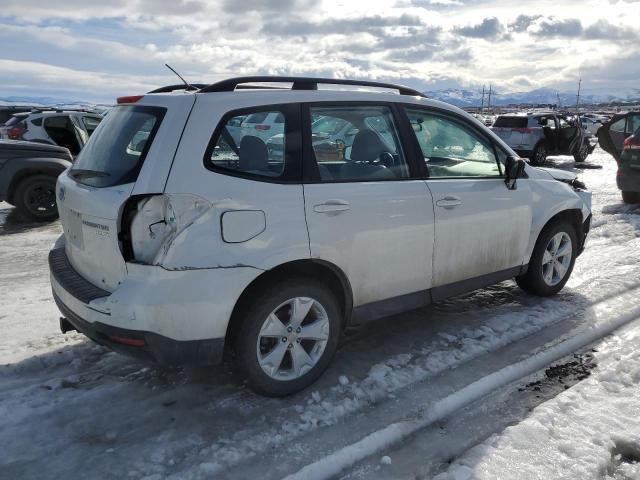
[180,281,640,479]
[284,290,640,480]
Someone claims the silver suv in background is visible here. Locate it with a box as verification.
[491,112,596,165]
[3,109,104,156]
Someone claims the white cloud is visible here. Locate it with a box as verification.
[0,0,639,102]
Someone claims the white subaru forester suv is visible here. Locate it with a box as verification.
[49,77,592,396]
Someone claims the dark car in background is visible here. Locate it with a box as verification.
[0,140,73,220]
[598,112,640,203]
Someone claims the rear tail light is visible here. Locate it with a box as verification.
[8,124,25,139]
[117,95,144,104]
[121,194,210,265]
[623,136,640,150]
[254,124,271,131]
[512,128,533,134]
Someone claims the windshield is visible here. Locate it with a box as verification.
[70,105,165,188]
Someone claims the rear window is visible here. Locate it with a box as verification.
[69,105,165,188]
[4,115,25,127]
[493,116,528,128]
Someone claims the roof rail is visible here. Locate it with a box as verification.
[29,106,103,114]
[147,83,208,94]
[198,76,426,97]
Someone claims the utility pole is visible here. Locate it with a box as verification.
[487,84,493,112]
[556,92,562,110]
[575,78,582,113]
[480,85,485,112]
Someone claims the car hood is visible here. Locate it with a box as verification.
[0,139,70,154]
[535,167,577,182]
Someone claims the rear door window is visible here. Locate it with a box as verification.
[69,105,165,188]
[610,118,626,133]
[307,104,409,182]
[205,108,287,179]
[628,115,640,134]
[493,117,527,128]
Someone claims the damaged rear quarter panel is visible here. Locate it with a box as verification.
[160,94,311,272]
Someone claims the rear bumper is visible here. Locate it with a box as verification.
[54,291,225,365]
[48,237,261,365]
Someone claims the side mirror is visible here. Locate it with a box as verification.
[505,155,526,190]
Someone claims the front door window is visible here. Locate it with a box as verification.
[405,108,502,178]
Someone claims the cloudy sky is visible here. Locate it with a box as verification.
[1,0,639,103]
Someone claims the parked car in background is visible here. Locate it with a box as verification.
[265,113,394,163]
[491,112,596,165]
[598,112,640,203]
[50,76,592,397]
[240,111,285,144]
[0,112,29,139]
[580,116,603,136]
[0,105,37,124]
[4,109,103,156]
[0,140,72,220]
[583,113,610,124]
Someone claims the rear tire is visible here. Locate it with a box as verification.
[516,220,577,296]
[12,175,59,221]
[233,277,341,396]
[531,143,548,166]
[622,191,640,204]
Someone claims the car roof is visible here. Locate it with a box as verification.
[135,75,454,113]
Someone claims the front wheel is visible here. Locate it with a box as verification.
[573,142,589,162]
[516,221,577,296]
[234,278,341,396]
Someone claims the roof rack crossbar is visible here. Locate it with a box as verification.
[198,76,425,97]
[147,83,208,94]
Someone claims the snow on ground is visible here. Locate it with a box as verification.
[1,148,639,479]
[434,318,640,480]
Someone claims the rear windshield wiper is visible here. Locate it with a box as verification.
[69,169,111,179]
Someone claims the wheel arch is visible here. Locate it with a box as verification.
[5,159,68,204]
[531,208,583,259]
[224,259,354,353]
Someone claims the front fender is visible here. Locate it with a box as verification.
[524,171,591,263]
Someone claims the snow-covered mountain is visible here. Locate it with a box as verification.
[423,87,640,107]
[3,87,640,110]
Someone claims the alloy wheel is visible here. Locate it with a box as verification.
[541,232,572,286]
[256,297,330,381]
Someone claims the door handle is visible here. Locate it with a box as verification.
[313,200,351,214]
[436,196,462,208]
